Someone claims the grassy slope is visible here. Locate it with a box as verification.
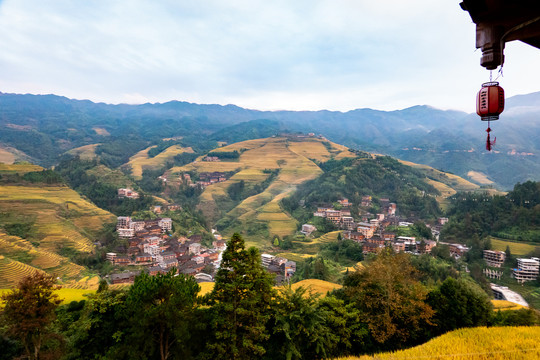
[126,144,194,179]
[171,137,356,248]
[0,178,115,287]
[341,326,540,360]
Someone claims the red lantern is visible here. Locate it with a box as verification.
[476,81,504,151]
[476,81,504,121]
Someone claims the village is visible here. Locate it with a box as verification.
[109,191,297,285]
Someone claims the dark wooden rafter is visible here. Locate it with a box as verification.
[460,0,540,69]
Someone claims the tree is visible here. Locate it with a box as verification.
[504,245,513,265]
[343,250,434,348]
[265,286,334,360]
[205,233,276,360]
[0,272,62,360]
[427,277,493,335]
[121,270,200,360]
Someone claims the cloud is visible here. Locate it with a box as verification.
[0,0,539,112]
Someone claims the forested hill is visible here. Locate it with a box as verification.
[441,180,540,245]
[281,155,443,224]
[1,91,540,188]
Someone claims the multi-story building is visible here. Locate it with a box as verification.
[483,250,506,268]
[158,218,173,232]
[513,258,540,283]
[117,216,131,229]
[325,210,342,224]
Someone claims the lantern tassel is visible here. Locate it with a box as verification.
[486,122,496,151]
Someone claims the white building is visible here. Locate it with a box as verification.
[261,254,275,268]
[513,258,540,283]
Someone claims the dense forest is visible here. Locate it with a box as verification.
[442,181,540,244]
[1,233,538,360]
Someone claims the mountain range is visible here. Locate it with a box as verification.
[1,90,539,189]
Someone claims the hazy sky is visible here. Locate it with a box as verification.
[1,0,540,112]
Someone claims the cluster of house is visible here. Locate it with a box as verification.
[116,216,173,239]
[110,216,227,284]
[260,254,297,284]
[118,188,139,199]
[179,172,229,188]
[483,250,539,283]
[313,197,397,231]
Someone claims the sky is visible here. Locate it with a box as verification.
[1,0,540,113]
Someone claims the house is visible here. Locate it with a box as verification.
[448,243,470,258]
[113,256,130,266]
[344,231,365,242]
[261,254,275,268]
[382,233,395,241]
[153,205,162,214]
[338,198,350,207]
[513,258,540,283]
[484,250,506,267]
[149,266,167,276]
[301,224,317,236]
[363,242,383,254]
[361,196,372,207]
[387,203,397,215]
[118,188,139,199]
[392,242,406,253]
[110,271,140,284]
[340,217,355,230]
[438,217,449,225]
[189,242,201,255]
[368,236,385,246]
[213,240,227,251]
[106,252,117,261]
[117,216,131,229]
[117,228,134,239]
[135,253,153,264]
[357,223,376,239]
[158,218,173,232]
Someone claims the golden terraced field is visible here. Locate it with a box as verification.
[341,326,540,360]
[171,137,356,246]
[0,183,115,287]
[126,145,194,178]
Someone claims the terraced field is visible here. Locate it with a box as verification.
[343,326,540,360]
[0,183,115,287]
[126,145,194,178]
[0,163,43,174]
[171,137,355,247]
[491,237,538,256]
[66,143,100,160]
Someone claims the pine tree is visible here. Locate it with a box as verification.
[206,233,276,360]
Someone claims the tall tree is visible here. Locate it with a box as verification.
[0,272,62,360]
[343,250,434,348]
[205,233,276,360]
[122,269,200,360]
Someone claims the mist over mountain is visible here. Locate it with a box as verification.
[0,91,539,189]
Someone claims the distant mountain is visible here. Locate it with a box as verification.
[1,91,539,188]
